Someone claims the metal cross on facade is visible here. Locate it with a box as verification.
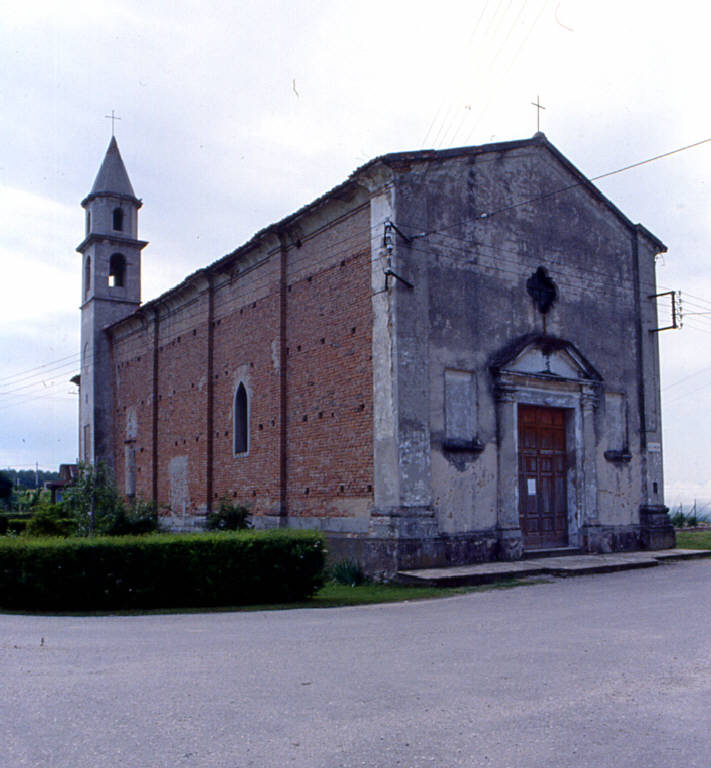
[531,96,545,132]
[104,110,121,136]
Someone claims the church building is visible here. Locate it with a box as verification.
[77,133,675,575]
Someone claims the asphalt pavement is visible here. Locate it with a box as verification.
[3,560,711,768]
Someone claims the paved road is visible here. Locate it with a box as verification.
[3,561,711,768]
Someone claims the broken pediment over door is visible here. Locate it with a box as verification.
[490,334,602,384]
[490,334,603,555]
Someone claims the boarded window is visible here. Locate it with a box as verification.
[605,392,628,451]
[169,455,189,518]
[234,382,248,454]
[125,442,136,497]
[445,369,476,441]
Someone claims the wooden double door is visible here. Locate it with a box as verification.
[518,405,568,548]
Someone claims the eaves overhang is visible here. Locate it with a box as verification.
[81,191,143,209]
[76,233,149,253]
[105,133,667,335]
[358,134,667,255]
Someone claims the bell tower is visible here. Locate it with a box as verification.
[77,137,147,469]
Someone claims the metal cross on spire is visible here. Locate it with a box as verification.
[531,95,545,132]
[104,110,121,137]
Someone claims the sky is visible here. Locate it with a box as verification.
[1,0,711,508]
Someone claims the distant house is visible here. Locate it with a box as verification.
[75,133,674,575]
[45,464,78,504]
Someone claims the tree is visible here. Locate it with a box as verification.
[2,469,59,490]
[60,463,158,536]
[61,463,126,536]
[0,471,12,510]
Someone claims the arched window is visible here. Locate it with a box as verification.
[84,256,91,297]
[109,253,126,288]
[234,382,248,455]
[113,207,124,231]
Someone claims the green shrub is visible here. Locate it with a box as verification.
[61,463,126,536]
[206,498,252,531]
[330,558,368,587]
[26,504,76,537]
[1,513,31,535]
[0,530,325,611]
[6,518,28,535]
[670,510,686,528]
[106,499,158,536]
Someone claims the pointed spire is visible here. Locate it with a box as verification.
[89,136,137,199]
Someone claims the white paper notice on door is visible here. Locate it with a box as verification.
[527,478,536,496]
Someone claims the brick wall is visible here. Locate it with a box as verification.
[111,199,374,527]
[284,237,374,518]
[211,282,282,515]
[112,322,154,501]
[154,296,211,521]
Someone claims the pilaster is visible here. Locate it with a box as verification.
[495,386,523,559]
[580,386,602,550]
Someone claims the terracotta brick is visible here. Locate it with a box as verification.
[111,204,374,523]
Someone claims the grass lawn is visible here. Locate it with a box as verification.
[675,529,711,550]
[308,579,525,608]
[227,579,529,613]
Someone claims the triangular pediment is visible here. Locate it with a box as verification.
[490,335,602,382]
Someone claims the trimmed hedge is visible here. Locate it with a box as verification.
[6,518,28,535]
[0,513,31,535]
[25,507,76,537]
[0,530,325,611]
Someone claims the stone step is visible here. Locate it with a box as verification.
[397,561,547,588]
[535,554,659,576]
[523,546,582,559]
[645,548,711,561]
[396,548,711,588]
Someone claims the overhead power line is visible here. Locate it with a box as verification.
[466,136,711,224]
[590,136,711,183]
[9,134,711,397]
[0,351,80,387]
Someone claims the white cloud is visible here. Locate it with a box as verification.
[1,0,711,492]
[0,186,80,326]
